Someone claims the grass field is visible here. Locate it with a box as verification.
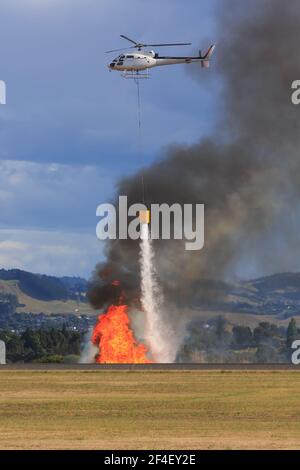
[0,370,300,450]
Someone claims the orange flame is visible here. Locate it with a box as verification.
[92,304,152,363]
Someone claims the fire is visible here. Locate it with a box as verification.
[92,304,152,363]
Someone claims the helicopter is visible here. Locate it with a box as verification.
[106,35,215,78]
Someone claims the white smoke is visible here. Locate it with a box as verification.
[140,224,177,363]
[79,329,98,363]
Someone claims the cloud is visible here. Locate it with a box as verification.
[0,159,111,276]
[0,228,102,277]
[0,160,113,232]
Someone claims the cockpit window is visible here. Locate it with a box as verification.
[126,55,134,58]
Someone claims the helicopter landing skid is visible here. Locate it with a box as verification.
[121,70,151,79]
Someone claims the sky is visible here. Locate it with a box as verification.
[0,0,220,278]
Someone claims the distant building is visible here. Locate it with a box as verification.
[0,340,6,364]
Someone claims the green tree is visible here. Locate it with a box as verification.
[215,316,227,341]
[22,329,46,361]
[232,326,253,349]
[286,318,299,348]
[253,322,280,346]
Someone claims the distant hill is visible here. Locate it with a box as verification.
[60,276,88,295]
[0,269,87,302]
[246,273,300,312]
[0,269,94,317]
[250,272,300,292]
[1,268,300,323]
[0,280,94,317]
[213,272,300,318]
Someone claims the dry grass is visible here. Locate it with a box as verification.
[0,370,300,450]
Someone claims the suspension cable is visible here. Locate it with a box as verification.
[135,76,146,205]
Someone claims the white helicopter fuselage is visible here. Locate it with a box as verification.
[108,50,210,72]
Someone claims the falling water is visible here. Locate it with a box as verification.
[140,224,176,362]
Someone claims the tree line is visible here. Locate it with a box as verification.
[0,326,83,363]
[178,317,300,363]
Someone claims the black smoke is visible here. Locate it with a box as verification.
[89,0,300,310]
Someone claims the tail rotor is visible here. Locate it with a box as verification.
[200,44,216,68]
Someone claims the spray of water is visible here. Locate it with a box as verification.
[79,329,98,363]
[140,224,176,362]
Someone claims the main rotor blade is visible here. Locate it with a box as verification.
[145,43,192,47]
[105,46,135,53]
[105,48,126,53]
[120,34,138,45]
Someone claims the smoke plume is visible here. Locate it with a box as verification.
[89,0,300,311]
